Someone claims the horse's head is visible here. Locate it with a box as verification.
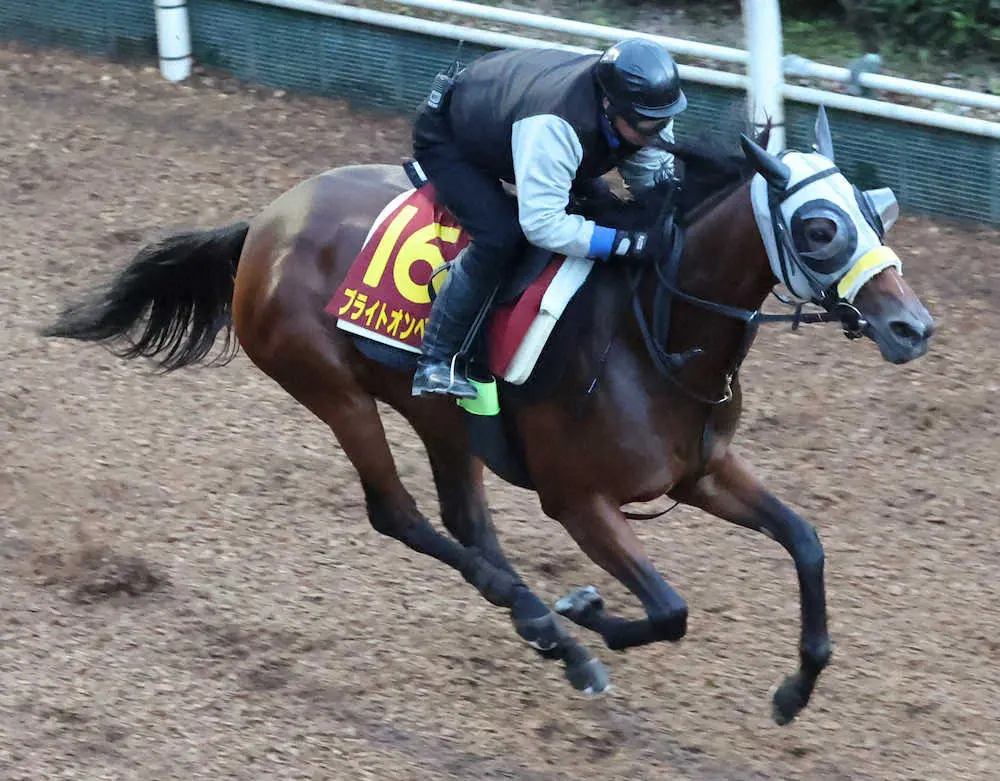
[739,108,935,364]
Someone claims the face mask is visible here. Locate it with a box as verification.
[751,150,902,305]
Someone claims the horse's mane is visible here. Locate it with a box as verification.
[573,123,772,231]
[515,124,774,403]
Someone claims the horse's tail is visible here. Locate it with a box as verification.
[40,221,251,372]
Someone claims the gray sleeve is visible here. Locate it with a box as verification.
[618,119,678,195]
[511,114,598,259]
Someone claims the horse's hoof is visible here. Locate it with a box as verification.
[565,657,611,695]
[769,673,809,726]
[555,586,603,622]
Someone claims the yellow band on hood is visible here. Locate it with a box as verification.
[837,246,902,302]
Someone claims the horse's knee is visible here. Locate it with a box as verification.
[801,520,823,551]
[785,517,825,570]
[799,526,825,571]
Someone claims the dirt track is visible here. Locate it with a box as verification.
[2,43,999,781]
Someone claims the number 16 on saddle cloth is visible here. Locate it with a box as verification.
[326,183,469,354]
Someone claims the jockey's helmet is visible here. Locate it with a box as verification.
[596,38,688,127]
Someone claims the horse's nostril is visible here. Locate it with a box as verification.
[890,320,924,343]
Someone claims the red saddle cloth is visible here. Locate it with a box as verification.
[326,184,571,377]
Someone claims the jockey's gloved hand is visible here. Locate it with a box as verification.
[587,225,661,263]
[610,229,655,262]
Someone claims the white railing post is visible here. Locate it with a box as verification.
[743,0,786,151]
[154,0,193,82]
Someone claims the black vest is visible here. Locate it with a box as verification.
[445,49,639,184]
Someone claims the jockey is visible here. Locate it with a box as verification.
[410,37,688,399]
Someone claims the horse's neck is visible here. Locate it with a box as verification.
[606,179,774,400]
[675,180,774,380]
[680,179,773,312]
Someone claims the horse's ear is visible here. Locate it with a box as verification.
[756,121,772,152]
[813,105,835,161]
[740,133,790,190]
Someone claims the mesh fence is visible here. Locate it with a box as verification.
[2,0,997,225]
[670,84,1000,225]
[0,0,156,60]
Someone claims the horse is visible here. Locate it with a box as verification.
[41,107,935,725]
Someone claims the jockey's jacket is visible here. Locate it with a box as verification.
[444,48,677,260]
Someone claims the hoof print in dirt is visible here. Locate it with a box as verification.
[35,545,167,604]
[71,549,165,604]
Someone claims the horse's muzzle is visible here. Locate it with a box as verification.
[865,305,936,364]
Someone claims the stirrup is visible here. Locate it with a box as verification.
[412,355,478,399]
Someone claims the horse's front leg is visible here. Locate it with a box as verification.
[551,495,690,650]
[670,449,832,725]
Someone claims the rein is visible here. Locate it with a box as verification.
[625,189,866,407]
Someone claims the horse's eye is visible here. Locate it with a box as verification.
[805,218,837,245]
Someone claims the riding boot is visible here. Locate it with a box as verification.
[412,249,493,399]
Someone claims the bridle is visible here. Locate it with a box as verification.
[626,168,871,407]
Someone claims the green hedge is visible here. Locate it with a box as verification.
[783,0,1000,57]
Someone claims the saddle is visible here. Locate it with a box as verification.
[324,160,677,489]
[328,161,602,383]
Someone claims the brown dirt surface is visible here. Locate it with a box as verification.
[2,43,999,781]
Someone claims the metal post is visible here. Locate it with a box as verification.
[154,0,193,82]
[743,0,785,151]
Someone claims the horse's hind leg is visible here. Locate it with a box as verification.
[412,422,607,693]
[251,331,607,691]
[669,449,832,725]
[279,369,511,599]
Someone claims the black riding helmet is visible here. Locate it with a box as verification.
[596,38,688,127]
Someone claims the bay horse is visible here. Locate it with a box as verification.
[41,109,934,725]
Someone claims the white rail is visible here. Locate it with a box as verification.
[240,0,1000,139]
[249,0,590,52]
[782,55,1000,113]
[380,0,1000,113]
[376,0,749,65]
[785,84,1000,139]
